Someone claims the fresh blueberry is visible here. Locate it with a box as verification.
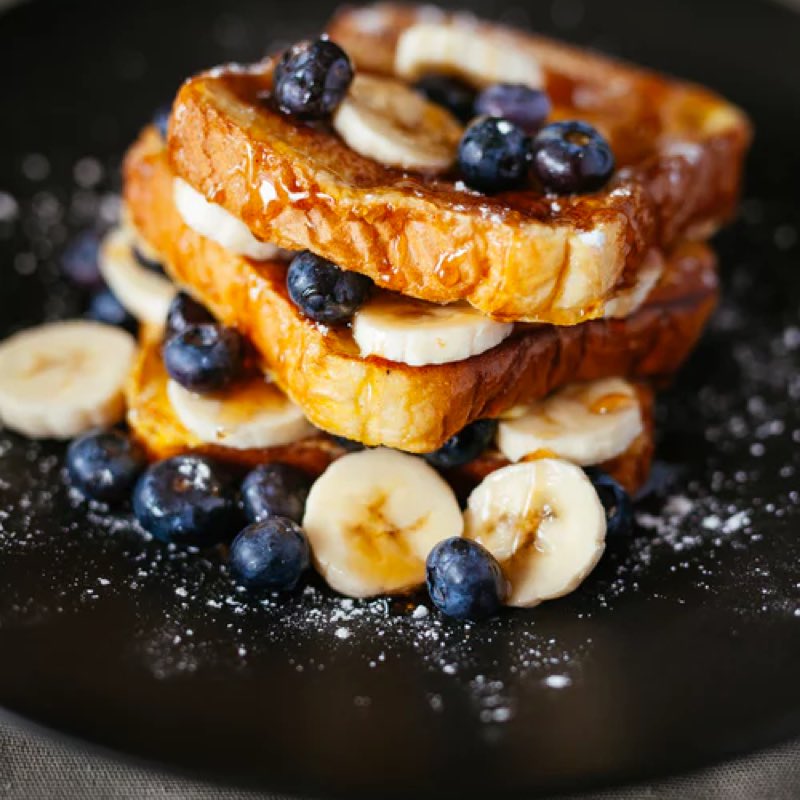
[133,246,166,276]
[66,429,147,504]
[414,74,476,123]
[132,455,240,545]
[229,516,310,591]
[474,84,551,133]
[241,463,311,525]
[458,116,531,193]
[586,469,633,537]
[274,38,354,119]
[87,289,138,334]
[163,323,243,393]
[165,292,216,339]
[530,120,615,195]
[152,106,170,139]
[426,537,507,620]
[61,230,103,289]
[425,419,498,469]
[287,250,372,324]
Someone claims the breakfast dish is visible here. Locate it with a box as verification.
[0,3,748,619]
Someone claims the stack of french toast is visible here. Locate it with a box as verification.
[0,4,750,616]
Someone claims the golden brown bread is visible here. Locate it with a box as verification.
[126,334,654,496]
[166,4,748,323]
[124,128,718,453]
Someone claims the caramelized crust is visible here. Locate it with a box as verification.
[167,4,748,323]
[125,128,718,452]
[126,335,654,496]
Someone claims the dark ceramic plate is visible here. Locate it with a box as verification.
[1,0,799,797]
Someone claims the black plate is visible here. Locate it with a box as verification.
[1,0,799,797]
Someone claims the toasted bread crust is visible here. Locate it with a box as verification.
[166,6,748,323]
[126,335,654,495]
[125,128,717,452]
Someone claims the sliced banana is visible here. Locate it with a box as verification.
[99,227,177,325]
[173,178,281,261]
[395,22,544,89]
[333,73,463,173]
[303,448,463,597]
[0,321,136,439]
[167,376,315,450]
[352,293,513,366]
[602,250,664,318]
[497,378,643,466]
[464,459,606,607]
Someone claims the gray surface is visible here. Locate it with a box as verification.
[1,716,799,799]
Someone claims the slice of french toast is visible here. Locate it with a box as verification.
[124,128,718,453]
[166,4,748,324]
[126,334,655,496]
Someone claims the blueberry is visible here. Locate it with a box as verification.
[163,323,243,393]
[87,289,138,334]
[426,537,506,620]
[414,74,476,123]
[530,121,615,195]
[165,292,216,339]
[152,106,170,139]
[132,455,240,545]
[61,230,103,289]
[425,419,497,469]
[287,250,372,324]
[274,38,354,119]
[133,246,166,276]
[457,116,531,193]
[66,429,147,504]
[229,516,310,591]
[474,84,551,133]
[586,469,633,537]
[241,463,311,525]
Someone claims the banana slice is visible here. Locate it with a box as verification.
[0,321,136,439]
[99,227,177,325]
[395,22,544,89]
[352,293,513,366]
[167,376,315,450]
[602,250,664,319]
[333,73,463,172]
[173,178,281,261]
[497,378,643,466]
[303,448,463,597]
[464,459,606,607]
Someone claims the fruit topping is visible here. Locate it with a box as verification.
[163,323,244,394]
[426,537,507,619]
[229,516,310,591]
[132,454,240,545]
[457,116,531,193]
[66,428,146,504]
[287,250,372,325]
[530,121,615,194]
[274,38,354,119]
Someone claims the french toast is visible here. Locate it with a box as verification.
[126,333,654,496]
[125,127,718,453]
[167,4,749,324]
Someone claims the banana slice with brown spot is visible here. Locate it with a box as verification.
[302,448,463,597]
[464,459,606,607]
[333,73,463,172]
